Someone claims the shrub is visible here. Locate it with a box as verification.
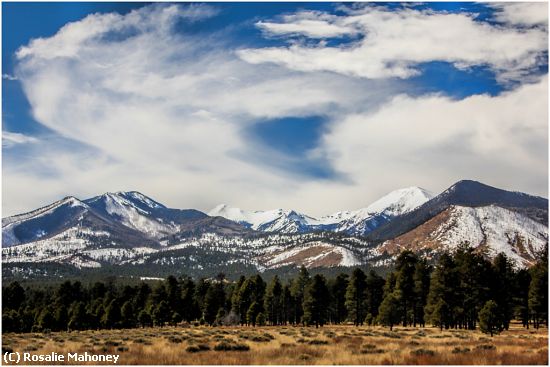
[307,339,329,345]
[452,347,471,354]
[382,332,402,339]
[132,338,152,345]
[197,344,211,351]
[361,348,385,354]
[214,341,250,351]
[476,344,496,351]
[412,349,435,356]
[167,336,183,343]
[251,335,272,342]
[186,345,201,353]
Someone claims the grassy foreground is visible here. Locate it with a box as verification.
[2,324,547,365]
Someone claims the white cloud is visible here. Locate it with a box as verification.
[320,76,548,210]
[256,11,357,38]
[491,2,548,27]
[7,4,399,216]
[239,6,547,82]
[2,131,38,147]
[4,3,548,218]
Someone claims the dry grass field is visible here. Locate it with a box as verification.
[2,324,547,365]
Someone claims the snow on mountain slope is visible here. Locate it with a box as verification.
[209,187,434,236]
[379,205,548,268]
[2,225,160,267]
[261,241,362,269]
[208,204,316,233]
[84,192,179,239]
[364,187,435,217]
[2,197,89,247]
[319,187,435,236]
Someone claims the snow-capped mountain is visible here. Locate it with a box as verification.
[1,191,236,249]
[368,180,548,242]
[378,205,548,268]
[319,186,434,236]
[208,204,316,233]
[209,186,434,236]
[2,196,87,247]
[83,191,205,239]
[2,196,156,249]
[2,180,548,279]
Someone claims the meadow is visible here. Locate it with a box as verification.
[2,323,547,365]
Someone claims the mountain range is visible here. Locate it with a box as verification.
[2,180,548,279]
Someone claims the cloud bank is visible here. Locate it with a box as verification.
[3,3,548,217]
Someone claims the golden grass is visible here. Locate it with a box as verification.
[2,323,547,365]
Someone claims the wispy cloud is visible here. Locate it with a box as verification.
[2,74,18,81]
[2,131,38,147]
[490,2,548,27]
[239,6,547,83]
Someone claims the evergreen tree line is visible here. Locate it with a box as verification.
[3,244,547,334]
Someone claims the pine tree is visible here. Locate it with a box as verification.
[203,281,225,326]
[330,273,349,324]
[282,284,294,325]
[394,250,418,326]
[4,281,25,310]
[166,275,181,315]
[102,299,121,329]
[303,274,330,328]
[237,278,255,325]
[479,300,503,337]
[247,301,261,326]
[37,308,56,332]
[171,312,182,326]
[412,259,431,327]
[138,310,152,328]
[68,302,87,331]
[181,277,199,322]
[152,300,169,327]
[528,254,548,329]
[256,312,266,326]
[377,292,401,330]
[194,278,210,315]
[121,300,135,328]
[425,253,458,330]
[290,266,310,325]
[54,304,69,331]
[514,269,531,328]
[2,310,21,333]
[453,243,492,330]
[345,268,367,326]
[492,253,515,330]
[264,275,283,325]
[365,270,385,324]
[231,276,246,314]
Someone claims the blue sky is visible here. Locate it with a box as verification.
[2,2,548,216]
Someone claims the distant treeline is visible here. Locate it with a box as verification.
[2,244,547,335]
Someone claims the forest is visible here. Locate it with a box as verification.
[3,244,548,336]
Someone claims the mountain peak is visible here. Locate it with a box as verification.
[86,191,166,210]
[365,186,435,216]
